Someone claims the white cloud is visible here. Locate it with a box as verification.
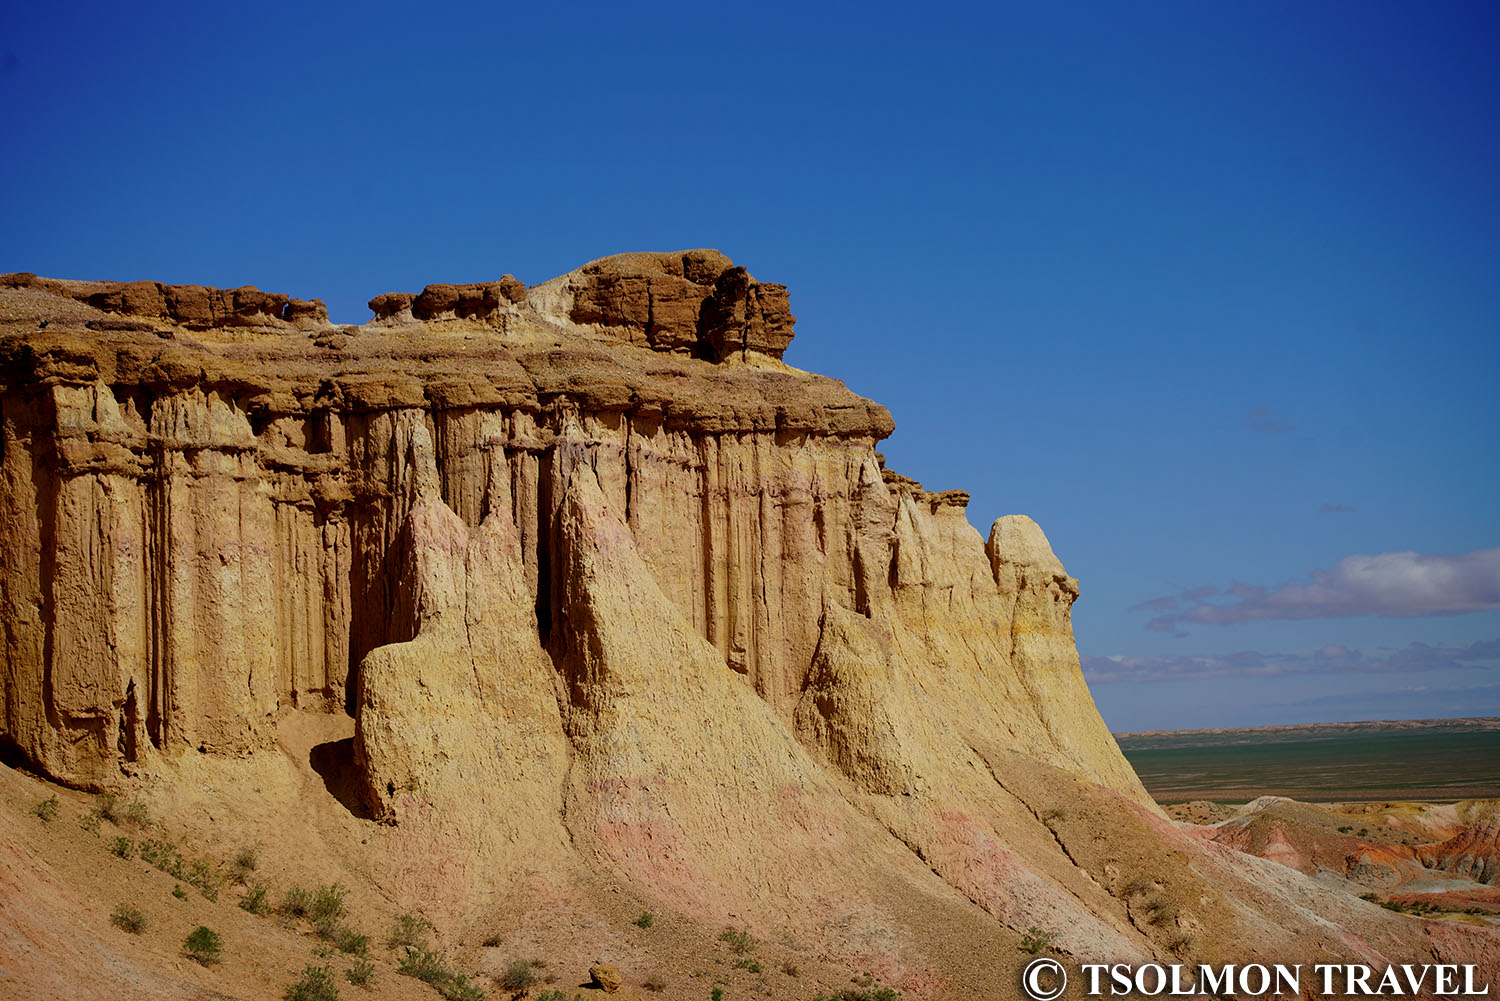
[1136,547,1500,634]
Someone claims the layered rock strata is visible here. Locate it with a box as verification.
[28,253,1484,978]
[0,253,1133,807]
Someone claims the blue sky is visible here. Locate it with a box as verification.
[3,1,1496,730]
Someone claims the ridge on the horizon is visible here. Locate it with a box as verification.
[1114,715,1500,738]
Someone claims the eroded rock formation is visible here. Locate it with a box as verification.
[9,252,1486,984]
[0,251,1126,803]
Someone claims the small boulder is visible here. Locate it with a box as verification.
[589,962,623,993]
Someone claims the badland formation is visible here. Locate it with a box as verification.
[1,252,1495,998]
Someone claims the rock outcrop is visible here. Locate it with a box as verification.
[359,251,792,363]
[0,272,329,330]
[5,252,1491,987]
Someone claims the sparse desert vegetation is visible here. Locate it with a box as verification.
[110,903,147,934]
[228,843,260,883]
[396,947,484,1001]
[32,793,59,822]
[717,927,756,955]
[1019,925,1057,954]
[134,837,219,899]
[344,957,375,987]
[93,792,150,828]
[386,911,433,951]
[309,883,347,925]
[281,886,315,919]
[240,883,271,915]
[284,963,340,1001]
[501,957,539,990]
[183,925,222,966]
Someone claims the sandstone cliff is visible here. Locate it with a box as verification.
[0,253,1142,808]
[6,255,1489,992]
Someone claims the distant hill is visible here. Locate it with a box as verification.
[1115,717,1500,803]
[1117,716,1500,749]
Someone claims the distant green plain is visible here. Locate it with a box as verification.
[1116,725,1500,804]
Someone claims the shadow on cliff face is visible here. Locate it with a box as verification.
[309,738,373,820]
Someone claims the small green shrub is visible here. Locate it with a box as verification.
[78,811,102,835]
[109,836,135,859]
[137,837,171,867]
[397,947,484,1001]
[229,843,260,883]
[33,794,60,822]
[240,883,271,915]
[122,798,151,827]
[184,925,222,966]
[1146,898,1178,926]
[501,958,538,990]
[310,884,347,925]
[712,990,724,1001]
[737,959,763,973]
[284,964,340,1001]
[635,910,655,928]
[282,886,314,919]
[93,793,119,824]
[319,922,368,956]
[386,911,432,951]
[172,885,188,901]
[344,957,375,988]
[132,837,218,898]
[397,948,443,980]
[111,903,147,934]
[186,858,219,901]
[1380,899,1438,915]
[96,793,150,828]
[1020,925,1057,955]
[718,927,756,955]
